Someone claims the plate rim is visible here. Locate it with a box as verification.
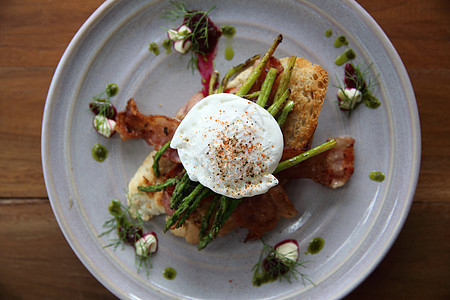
[41,0,421,299]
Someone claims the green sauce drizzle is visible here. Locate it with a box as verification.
[307,237,325,255]
[334,35,349,48]
[221,25,236,61]
[225,45,234,60]
[325,29,333,37]
[162,39,172,54]
[148,42,160,55]
[252,271,277,286]
[163,267,177,280]
[92,143,108,162]
[369,171,385,182]
[363,91,381,108]
[221,25,236,38]
[335,48,356,66]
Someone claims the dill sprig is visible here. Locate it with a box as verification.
[334,63,381,117]
[99,199,144,248]
[252,239,314,287]
[163,1,216,53]
[99,199,154,276]
[89,83,118,119]
[163,1,218,72]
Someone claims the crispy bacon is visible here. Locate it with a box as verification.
[115,99,181,163]
[278,136,355,188]
[231,185,297,241]
[174,92,204,121]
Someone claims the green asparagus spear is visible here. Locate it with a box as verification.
[138,177,178,193]
[164,183,205,232]
[235,34,283,97]
[199,195,220,239]
[256,67,278,108]
[274,139,337,173]
[209,70,219,95]
[170,172,190,210]
[198,196,242,250]
[272,56,296,104]
[267,88,291,117]
[176,187,212,227]
[216,54,260,93]
[277,100,295,126]
[152,141,171,178]
[243,91,261,99]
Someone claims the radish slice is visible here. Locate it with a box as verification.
[167,25,192,42]
[93,115,116,138]
[177,25,191,36]
[337,88,362,110]
[167,29,179,41]
[274,239,299,265]
[135,232,158,257]
[173,39,192,54]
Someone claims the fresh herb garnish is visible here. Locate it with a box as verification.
[89,83,119,137]
[334,63,381,116]
[251,239,314,287]
[99,199,154,276]
[163,1,216,53]
[163,1,221,72]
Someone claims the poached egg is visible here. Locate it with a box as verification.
[170,93,283,199]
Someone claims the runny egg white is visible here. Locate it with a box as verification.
[170,93,284,199]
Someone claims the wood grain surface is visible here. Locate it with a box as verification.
[1,0,449,299]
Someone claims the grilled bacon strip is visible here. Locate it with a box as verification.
[232,184,297,241]
[278,136,355,188]
[115,99,181,163]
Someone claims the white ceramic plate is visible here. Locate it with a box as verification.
[42,0,421,299]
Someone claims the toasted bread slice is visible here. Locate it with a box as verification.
[279,57,328,149]
[127,150,177,221]
[228,57,328,149]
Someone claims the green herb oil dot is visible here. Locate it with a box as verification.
[335,48,356,66]
[163,267,177,280]
[148,42,160,55]
[225,45,234,60]
[105,83,118,97]
[162,39,172,54]
[92,143,108,162]
[325,29,333,37]
[334,35,349,48]
[221,25,236,38]
[307,237,325,255]
[369,171,385,182]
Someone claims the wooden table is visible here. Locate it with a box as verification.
[1,1,448,299]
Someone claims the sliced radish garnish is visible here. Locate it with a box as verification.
[274,239,299,265]
[177,25,191,36]
[167,29,179,41]
[134,232,158,257]
[173,39,192,54]
[93,115,116,138]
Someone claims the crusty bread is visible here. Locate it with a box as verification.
[127,150,177,221]
[279,57,328,149]
[228,57,328,149]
